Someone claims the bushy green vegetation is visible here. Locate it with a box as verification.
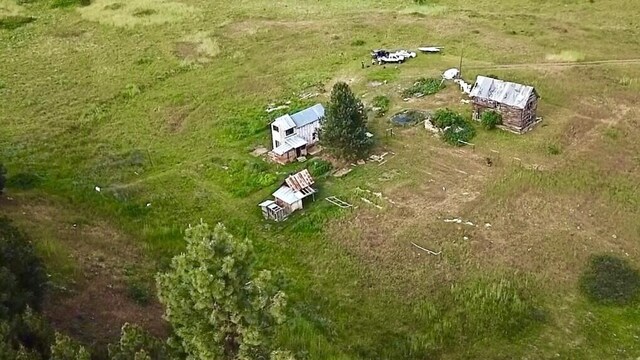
[580,255,640,305]
[402,78,444,98]
[307,159,332,178]
[371,95,390,117]
[481,110,502,130]
[432,109,476,146]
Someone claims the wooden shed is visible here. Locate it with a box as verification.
[258,169,316,221]
[469,76,539,133]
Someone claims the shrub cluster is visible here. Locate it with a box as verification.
[402,78,444,98]
[371,95,390,117]
[431,109,476,146]
[580,254,640,305]
[480,110,502,130]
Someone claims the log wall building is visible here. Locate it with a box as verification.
[469,76,539,133]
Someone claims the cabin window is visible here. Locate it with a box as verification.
[275,140,280,147]
[272,125,279,132]
[285,128,294,136]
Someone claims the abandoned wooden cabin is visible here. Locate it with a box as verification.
[269,104,324,164]
[469,76,539,133]
[258,169,316,221]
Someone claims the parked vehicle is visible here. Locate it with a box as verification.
[394,50,416,58]
[371,49,390,59]
[378,53,405,64]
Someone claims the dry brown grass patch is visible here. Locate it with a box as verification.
[0,196,167,349]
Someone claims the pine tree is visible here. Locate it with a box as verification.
[321,82,373,159]
[156,222,287,360]
[50,333,90,360]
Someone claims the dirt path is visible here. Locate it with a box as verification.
[465,58,640,70]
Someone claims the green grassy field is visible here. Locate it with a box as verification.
[2,0,640,358]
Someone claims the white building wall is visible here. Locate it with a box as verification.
[296,121,321,145]
[271,126,284,149]
[290,200,303,211]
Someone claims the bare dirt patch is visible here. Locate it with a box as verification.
[173,32,220,64]
[546,50,585,62]
[0,195,167,350]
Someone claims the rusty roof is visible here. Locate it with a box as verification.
[285,169,314,191]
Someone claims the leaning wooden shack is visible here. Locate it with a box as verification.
[469,76,539,133]
[258,169,316,221]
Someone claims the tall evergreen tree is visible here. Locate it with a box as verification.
[321,82,373,159]
[156,222,287,360]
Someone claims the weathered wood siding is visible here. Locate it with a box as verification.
[296,121,321,145]
[472,92,538,133]
[274,198,302,213]
[269,149,297,165]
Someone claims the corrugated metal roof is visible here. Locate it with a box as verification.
[271,135,308,155]
[469,76,535,109]
[290,104,325,127]
[271,142,294,156]
[273,186,300,204]
[258,200,276,207]
[285,169,314,191]
[272,115,296,130]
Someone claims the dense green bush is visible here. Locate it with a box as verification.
[402,78,444,98]
[308,159,333,177]
[480,111,502,130]
[580,254,640,305]
[431,109,476,146]
[372,95,390,117]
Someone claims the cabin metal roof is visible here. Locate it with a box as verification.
[271,135,308,156]
[272,114,296,130]
[289,104,325,127]
[469,76,536,109]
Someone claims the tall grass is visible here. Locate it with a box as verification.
[411,276,543,354]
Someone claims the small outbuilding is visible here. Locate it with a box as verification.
[269,104,324,164]
[469,76,539,133]
[259,169,316,221]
